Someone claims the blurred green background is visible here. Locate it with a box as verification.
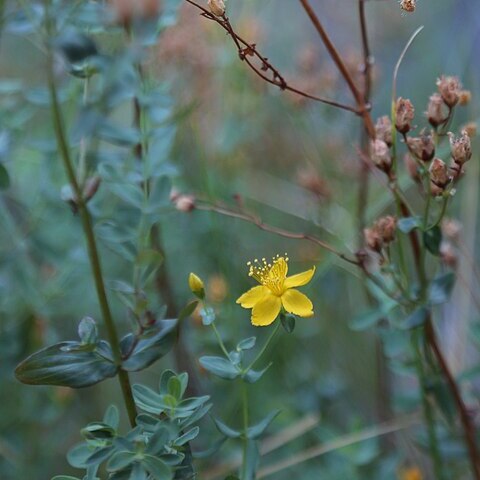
[1,0,479,478]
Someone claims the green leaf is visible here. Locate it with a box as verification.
[82,422,116,441]
[0,163,10,190]
[121,319,177,371]
[175,427,199,446]
[159,370,177,393]
[106,451,136,472]
[243,363,272,384]
[146,426,171,455]
[178,301,198,322]
[429,273,455,305]
[400,307,428,330]
[67,443,93,468]
[199,356,240,380]
[397,216,421,234]
[247,410,280,439]
[78,317,98,344]
[423,225,442,256]
[15,341,117,388]
[133,385,172,415]
[237,337,256,351]
[167,376,182,400]
[280,313,295,333]
[141,455,172,480]
[104,405,120,429]
[213,417,241,439]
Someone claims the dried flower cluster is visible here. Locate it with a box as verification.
[364,215,397,253]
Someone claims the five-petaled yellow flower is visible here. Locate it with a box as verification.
[236,254,315,326]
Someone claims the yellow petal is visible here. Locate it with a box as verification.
[281,289,314,318]
[283,266,316,289]
[251,293,282,326]
[236,285,269,308]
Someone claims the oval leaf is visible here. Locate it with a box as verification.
[15,341,117,388]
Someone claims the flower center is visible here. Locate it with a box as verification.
[247,254,289,296]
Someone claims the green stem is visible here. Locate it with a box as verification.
[241,380,249,480]
[46,36,137,427]
[411,330,445,480]
[244,320,281,374]
[211,320,231,360]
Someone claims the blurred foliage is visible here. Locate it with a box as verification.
[0,0,480,479]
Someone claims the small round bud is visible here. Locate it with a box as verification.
[459,90,472,106]
[371,139,392,172]
[448,131,472,165]
[174,194,196,212]
[437,75,462,108]
[207,0,226,16]
[429,158,450,191]
[400,0,416,12]
[406,132,435,162]
[395,97,415,134]
[189,273,205,299]
[426,93,447,128]
[375,115,393,147]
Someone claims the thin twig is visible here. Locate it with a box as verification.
[195,201,359,265]
[297,0,375,138]
[184,0,358,113]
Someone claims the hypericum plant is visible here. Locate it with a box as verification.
[189,260,315,479]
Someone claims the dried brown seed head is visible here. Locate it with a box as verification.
[426,93,447,128]
[437,75,462,108]
[429,158,450,190]
[375,116,393,147]
[406,132,435,162]
[208,0,226,16]
[448,130,472,165]
[395,97,415,134]
[371,139,392,172]
[376,215,397,243]
[400,0,416,12]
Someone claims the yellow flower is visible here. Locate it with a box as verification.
[236,254,315,327]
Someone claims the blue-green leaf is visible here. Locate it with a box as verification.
[141,455,172,480]
[199,356,240,380]
[397,216,421,234]
[247,410,280,439]
[237,337,256,351]
[213,418,241,439]
[15,341,117,388]
[429,273,455,305]
[121,319,177,371]
[243,363,272,384]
